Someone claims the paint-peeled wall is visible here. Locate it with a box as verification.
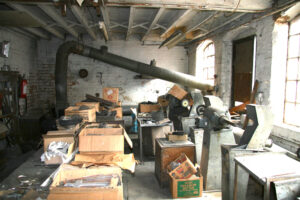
[0,28,38,111]
[37,37,188,107]
[188,16,274,107]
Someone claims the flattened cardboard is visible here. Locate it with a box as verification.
[72,152,136,173]
[48,164,123,200]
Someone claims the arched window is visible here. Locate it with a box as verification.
[196,40,215,85]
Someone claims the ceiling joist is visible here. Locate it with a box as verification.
[141,7,165,42]
[100,5,111,40]
[71,5,97,40]
[38,4,79,38]
[7,3,64,39]
[126,7,135,40]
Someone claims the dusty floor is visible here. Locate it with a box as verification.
[0,149,221,199]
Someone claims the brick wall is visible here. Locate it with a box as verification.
[188,16,274,107]
[0,28,39,112]
[37,36,188,107]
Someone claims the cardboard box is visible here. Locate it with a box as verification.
[75,102,100,112]
[103,87,119,103]
[170,174,203,198]
[111,107,123,119]
[140,104,161,113]
[168,153,197,179]
[43,131,75,165]
[65,106,96,122]
[48,164,123,200]
[43,133,74,152]
[168,85,188,100]
[79,124,132,153]
[167,134,188,142]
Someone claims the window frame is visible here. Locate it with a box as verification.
[196,40,215,85]
[283,16,300,127]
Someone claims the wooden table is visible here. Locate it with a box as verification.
[233,153,300,200]
[137,118,173,164]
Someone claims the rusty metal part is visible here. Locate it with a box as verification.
[78,69,88,78]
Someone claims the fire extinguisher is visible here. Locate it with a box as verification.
[20,78,27,98]
[19,76,27,115]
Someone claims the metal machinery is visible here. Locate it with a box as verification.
[197,95,236,190]
[180,94,236,190]
[219,104,300,200]
[221,104,273,200]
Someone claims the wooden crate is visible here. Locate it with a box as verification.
[75,102,100,112]
[103,87,119,103]
[139,104,161,113]
[65,106,96,122]
[155,138,195,188]
[168,85,188,100]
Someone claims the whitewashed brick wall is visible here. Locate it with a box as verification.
[37,36,188,107]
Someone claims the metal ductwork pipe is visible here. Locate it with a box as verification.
[55,41,214,112]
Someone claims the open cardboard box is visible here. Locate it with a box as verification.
[65,106,96,122]
[168,153,197,179]
[43,133,74,152]
[75,102,100,112]
[79,124,132,153]
[48,164,123,200]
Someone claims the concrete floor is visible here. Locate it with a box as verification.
[0,149,221,199]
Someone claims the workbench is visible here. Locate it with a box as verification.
[137,118,173,164]
[233,153,300,200]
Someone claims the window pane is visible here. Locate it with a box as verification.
[286,58,299,80]
[290,16,300,35]
[202,68,207,80]
[196,40,215,83]
[284,103,297,125]
[285,81,297,102]
[208,67,214,79]
[288,35,300,58]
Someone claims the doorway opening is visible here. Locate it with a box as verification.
[231,36,257,107]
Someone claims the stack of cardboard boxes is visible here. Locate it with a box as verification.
[47,122,134,200]
[44,87,134,199]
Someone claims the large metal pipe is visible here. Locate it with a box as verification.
[55,41,214,111]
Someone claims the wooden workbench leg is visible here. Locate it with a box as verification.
[233,164,249,200]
